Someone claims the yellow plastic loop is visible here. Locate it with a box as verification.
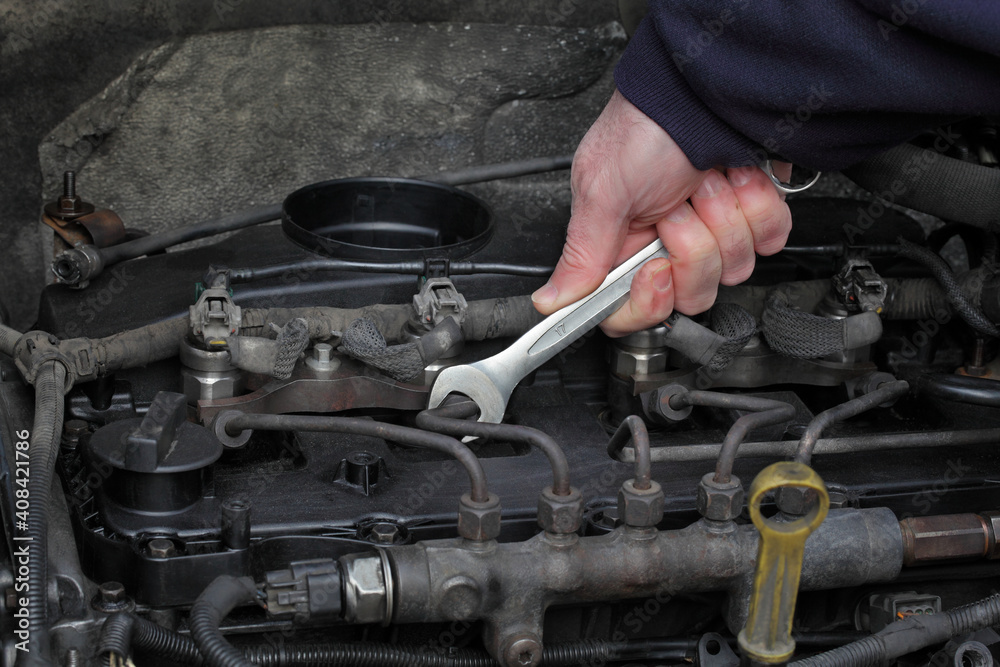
[738,461,829,664]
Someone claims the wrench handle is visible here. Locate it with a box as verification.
[492,239,669,379]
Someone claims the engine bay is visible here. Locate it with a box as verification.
[3,122,1000,667]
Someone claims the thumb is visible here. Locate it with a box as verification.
[533,203,626,315]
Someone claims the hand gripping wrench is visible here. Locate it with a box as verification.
[428,238,670,423]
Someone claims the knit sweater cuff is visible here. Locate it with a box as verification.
[613,17,765,170]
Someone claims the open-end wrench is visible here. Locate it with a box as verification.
[428,238,669,423]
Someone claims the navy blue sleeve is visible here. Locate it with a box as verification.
[614,0,1000,171]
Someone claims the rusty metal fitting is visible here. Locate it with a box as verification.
[697,473,744,522]
[983,511,1000,559]
[51,245,104,287]
[44,171,95,222]
[617,478,664,528]
[774,485,822,516]
[644,383,693,423]
[93,580,133,613]
[537,485,583,534]
[900,513,990,566]
[457,492,502,541]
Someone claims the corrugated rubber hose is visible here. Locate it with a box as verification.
[896,237,999,337]
[792,592,1000,667]
[189,575,259,667]
[22,361,68,666]
[842,142,1000,231]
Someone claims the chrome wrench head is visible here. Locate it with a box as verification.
[426,362,509,425]
[427,238,669,424]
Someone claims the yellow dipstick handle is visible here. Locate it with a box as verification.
[738,462,829,664]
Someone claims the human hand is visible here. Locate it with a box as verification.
[532,89,793,337]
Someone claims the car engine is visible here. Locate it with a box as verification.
[3,13,1000,667]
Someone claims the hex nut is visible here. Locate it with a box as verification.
[608,346,669,378]
[774,485,820,516]
[181,368,243,404]
[341,553,387,625]
[617,479,665,528]
[537,486,583,534]
[696,473,744,522]
[457,492,501,541]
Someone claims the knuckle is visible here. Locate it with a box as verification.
[558,239,601,278]
[675,288,719,316]
[679,236,721,269]
[750,205,792,254]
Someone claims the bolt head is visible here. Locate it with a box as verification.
[457,493,501,541]
[313,343,332,362]
[99,581,126,604]
[94,580,133,612]
[503,636,542,667]
[147,538,177,558]
[369,523,400,545]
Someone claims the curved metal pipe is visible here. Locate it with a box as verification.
[606,415,652,490]
[416,402,571,496]
[225,412,489,502]
[794,380,910,464]
[670,390,797,484]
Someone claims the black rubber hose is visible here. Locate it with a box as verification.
[606,415,652,490]
[101,204,283,267]
[190,575,259,667]
[225,413,490,502]
[416,401,572,496]
[416,154,573,186]
[916,374,1000,408]
[100,613,205,666]
[93,315,193,373]
[791,592,1000,667]
[881,278,949,320]
[61,155,573,286]
[670,390,796,484]
[842,142,1000,230]
[795,380,910,465]
[96,617,863,667]
[21,360,68,665]
[897,237,999,337]
[462,295,545,341]
[229,260,553,282]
